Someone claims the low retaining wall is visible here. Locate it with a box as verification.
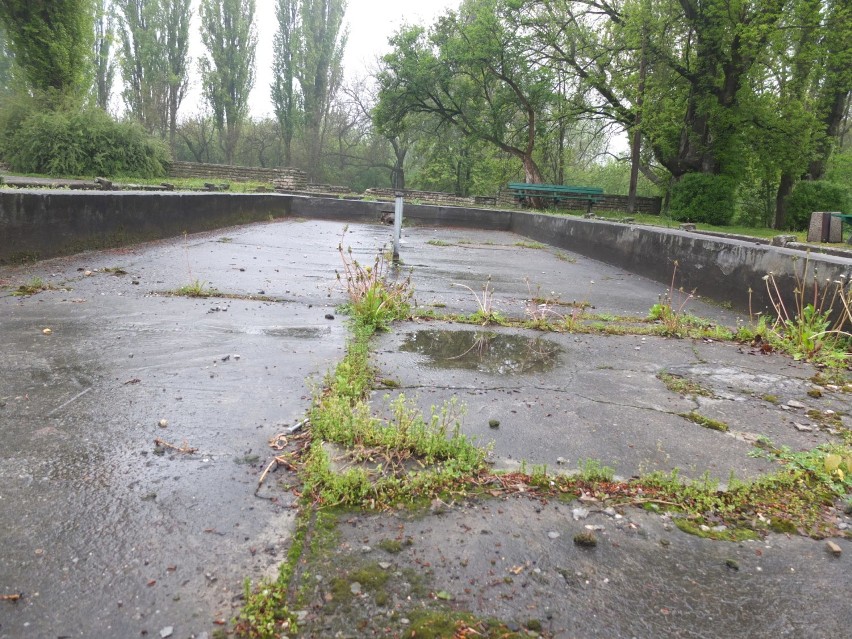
[508,212,852,316]
[497,190,662,214]
[1,190,849,318]
[364,188,496,207]
[169,161,307,188]
[0,190,292,261]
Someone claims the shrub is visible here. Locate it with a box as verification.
[669,173,736,226]
[2,106,170,178]
[784,180,849,231]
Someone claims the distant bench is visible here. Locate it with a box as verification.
[508,182,604,212]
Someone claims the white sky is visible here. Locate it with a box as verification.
[180,0,460,120]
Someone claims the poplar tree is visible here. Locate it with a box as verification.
[271,0,346,177]
[0,0,94,98]
[200,0,257,164]
[93,0,116,110]
[116,0,190,148]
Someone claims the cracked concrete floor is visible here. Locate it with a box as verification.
[1,219,850,639]
[373,226,850,482]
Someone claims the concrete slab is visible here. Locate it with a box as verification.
[0,219,366,638]
[298,499,851,638]
[374,323,842,481]
[1,219,849,638]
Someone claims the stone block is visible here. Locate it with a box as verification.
[770,235,797,247]
[807,211,842,243]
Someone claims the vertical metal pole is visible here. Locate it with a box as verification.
[393,191,403,262]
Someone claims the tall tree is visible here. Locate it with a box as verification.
[525,0,789,179]
[116,0,190,147]
[93,0,116,110]
[271,0,299,165]
[0,0,94,97]
[162,0,191,152]
[376,0,556,187]
[200,0,257,164]
[295,0,347,179]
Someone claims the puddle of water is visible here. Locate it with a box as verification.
[399,329,561,375]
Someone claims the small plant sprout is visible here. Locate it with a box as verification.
[454,275,501,325]
[648,260,696,335]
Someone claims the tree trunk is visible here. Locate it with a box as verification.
[628,31,647,214]
[774,172,794,230]
[807,89,850,180]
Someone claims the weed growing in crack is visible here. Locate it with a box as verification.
[233,577,297,639]
[750,443,852,496]
[524,278,565,328]
[679,411,729,432]
[337,229,412,331]
[648,261,697,336]
[454,276,504,325]
[658,372,715,398]
[174,279,216,297]
[12,276,53,296]
[761,255,852,366]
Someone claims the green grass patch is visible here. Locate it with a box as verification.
[679,411,729,432]
[12,276,53,296]
[658,373,715,398]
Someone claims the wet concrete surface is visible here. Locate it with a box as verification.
[1,220,850,638]
[0,220,382,638]
[374,228,849,481]
[375,323,843,481]
[301,498,851,638]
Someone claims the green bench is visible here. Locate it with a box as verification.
[508,182,604,212]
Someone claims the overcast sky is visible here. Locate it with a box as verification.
[180,0,459,120]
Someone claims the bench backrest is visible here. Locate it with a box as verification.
[508,182,604,195]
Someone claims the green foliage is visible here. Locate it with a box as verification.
[376,0,553,186]
[761,260,852,366]
[751,444,852,497]
[669,173,736,225]
[337,240,412,332]
[784,181,849,231]
[115,0,192,144]
[234,578,297,639]
[200,0,257,162]
[0,0,93,96]
[2,106,170,177]
[577,458,615,482]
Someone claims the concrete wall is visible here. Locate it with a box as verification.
[2,190,850,318]
[509,211,852,316]
[0,190,292,262]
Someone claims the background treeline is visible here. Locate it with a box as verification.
[0,0,849,229]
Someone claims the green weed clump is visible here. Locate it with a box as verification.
[12,276,52,296]
[760,256,852,367]
[337,234,412,331]
[173,279,216,298]
[233,578,296,639]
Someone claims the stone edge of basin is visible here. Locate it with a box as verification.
[1,190,850,317]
